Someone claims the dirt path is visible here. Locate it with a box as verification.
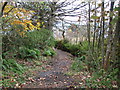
[23,49,86,88]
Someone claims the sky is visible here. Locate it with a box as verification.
[60,0,119,22]
[1,0,119,29]
[55,0,119,29]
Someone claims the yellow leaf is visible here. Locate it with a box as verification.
[42,22,44,24]
[11,20,22,25]
[16,13,22,17]
[4,5,14,13]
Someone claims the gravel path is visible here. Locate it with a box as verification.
[23,49,83,88]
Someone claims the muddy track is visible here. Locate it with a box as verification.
[23,49,82,88]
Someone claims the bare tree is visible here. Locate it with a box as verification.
[18,1,87,31]
[92,1,97,52]
[87,2,91,46]
[104,1,115,71]
[101,1,105,67]
[112,1,120,86]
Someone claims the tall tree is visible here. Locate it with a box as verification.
[97,16,102,49]
[104,1,115,71]
[112,1,120,86]
[87,2,91,46]
[101,1,105,67]
[92,1,97,52]
[87,1,91,72]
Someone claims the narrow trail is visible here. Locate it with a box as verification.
[23,49,87,88]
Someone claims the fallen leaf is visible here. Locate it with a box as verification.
[64,82,67,84]
[40,78,46,80]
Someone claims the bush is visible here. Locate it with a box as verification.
[71,61,85,71]
[2,58,25,88]
[23,29,55,49]
[2,59,24,74]
[55,40,82,56]
[86,68,118,88]
[71,56,86,71]
[79,41,89,54]
[43,47,56,56]
[2,29,55,59]
[18,47,40,59]
[55,39,69,51]
[2,33,23,53]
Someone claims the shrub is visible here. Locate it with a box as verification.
[71,56,86,71]
[2,29,55,59]
[85,68,118,88]
[2,34,23,54]
[23,29,55,49]
[18,47,40,59]
[79,41,89,54]
[43,47,56,56]
[55,40,82,56]
[71,61,85,71]
[55,39,69,51]
[2,58,25,88]
[2,59,24,74]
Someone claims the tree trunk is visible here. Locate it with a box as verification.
[104,1,114,71]
[97,17,102,49]
[112,2,120,86]
[92,1,96,52]
[101,1,105,68]
[87,2,91,72]
[87,2,91,46]
[62,31,65,40]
